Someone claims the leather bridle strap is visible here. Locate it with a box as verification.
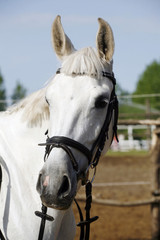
[42,141,79,172]
[90,86,118,168]
[35,205,54,240]
[39,136,92,166]
[76,181,98,240]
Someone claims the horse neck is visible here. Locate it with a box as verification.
[46,207,76,240]
[0,110,48,170]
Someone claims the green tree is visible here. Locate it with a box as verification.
[11,81,27,104]
[133,60,160,109]
[0,71,7,111]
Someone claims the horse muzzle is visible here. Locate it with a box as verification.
[36,167,77,210]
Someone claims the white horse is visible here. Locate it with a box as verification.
[0,16,117,240]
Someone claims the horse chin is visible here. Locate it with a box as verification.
[41,197,73,210]
[43,202,72,210]
[49,204,71,210]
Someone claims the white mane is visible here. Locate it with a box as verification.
[6,47,112,127]
[7,86,49,127]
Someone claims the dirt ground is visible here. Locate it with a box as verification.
[73,154,153,240]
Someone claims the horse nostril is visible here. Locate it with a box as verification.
[58,175,70,198]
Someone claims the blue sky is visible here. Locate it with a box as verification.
[0,0,160,99]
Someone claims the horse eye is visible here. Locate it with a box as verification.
[95,96,108,109]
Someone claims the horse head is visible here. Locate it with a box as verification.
[36,15,117,210]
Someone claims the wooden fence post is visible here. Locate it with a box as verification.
[151,128,160,240]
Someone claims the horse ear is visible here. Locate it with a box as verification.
[96,18,115,62]
[52,15,75,59]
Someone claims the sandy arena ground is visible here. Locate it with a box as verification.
[73,154,153,240]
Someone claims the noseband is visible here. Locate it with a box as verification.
[36,69,118,240]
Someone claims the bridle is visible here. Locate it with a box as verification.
[35,69,119,240]
[40,69,118,173]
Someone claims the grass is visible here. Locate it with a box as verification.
[106,149,149,157]
[119,104,146,120]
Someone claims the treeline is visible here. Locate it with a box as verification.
[117,60,160,110]
[133,60,160,109]
[0,71,27,111]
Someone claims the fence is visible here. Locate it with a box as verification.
[118,94,160,120]
[77,119,160,240]
[112,124,153,151]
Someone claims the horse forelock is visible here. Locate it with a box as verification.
[61,47,113,79]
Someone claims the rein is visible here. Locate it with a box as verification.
[75,181,99,240]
